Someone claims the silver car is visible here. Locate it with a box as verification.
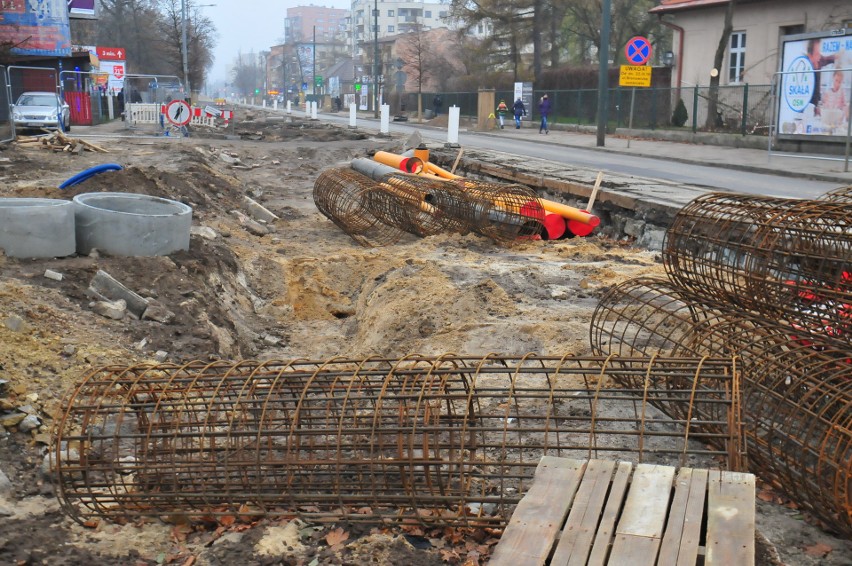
[11,91,71,132]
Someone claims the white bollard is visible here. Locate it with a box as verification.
[311,101,318,120]
[349,103,357,128]
[273,99,278,111]
[286,100,291,114]
[447,105,461,145]
[380,104,390,134]
[304,102,310,118]
[262,99,267,108]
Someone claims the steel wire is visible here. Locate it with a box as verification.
[591,278,852,535]
[53,355,740,527]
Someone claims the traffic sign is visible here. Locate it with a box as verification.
[625,36,652,66]
[619,65,652,87]
[354,82,361,92]
[315,75,323,86]
[164,99,191,126]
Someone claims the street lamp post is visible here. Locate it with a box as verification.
[373,0,379,117]
[180,0,215,103]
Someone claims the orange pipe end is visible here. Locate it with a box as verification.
[424,161,461,180]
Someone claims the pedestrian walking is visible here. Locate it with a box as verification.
[538,94,551,134]
[432,94,443,117]
[496,99,509,129]
[512,97,526,129]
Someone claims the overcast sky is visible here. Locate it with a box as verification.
[203,0,348,83]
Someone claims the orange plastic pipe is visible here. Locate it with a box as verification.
[540,200,599,225]
[373,151,424,174]
[424,162,461,180]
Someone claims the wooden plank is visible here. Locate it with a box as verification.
[586,461,633,566]
[705,470,755,566]
[607,463,676,566]
[489,457,587,566]
[550,459,615,566]
[657,467,708,566]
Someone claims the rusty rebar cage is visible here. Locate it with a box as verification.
[591,278,852,535]
[821,185,852,203]
[372,173,470,237]
[663,193,851,345]
[447,180,546,243]
[53,355,740,527]
[312,168,408,247]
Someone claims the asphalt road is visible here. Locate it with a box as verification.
[324,114,843,200]
[418,127,841,199]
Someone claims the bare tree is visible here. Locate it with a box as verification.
[705,0,737,129]
[396,23,435,121]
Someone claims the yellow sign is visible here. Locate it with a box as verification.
[619,65,652,87]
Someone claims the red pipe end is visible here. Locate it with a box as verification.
[399,157,424,174]
[567,215,596,237]
[542,213,567,240]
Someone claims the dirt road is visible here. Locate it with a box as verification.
[0,112,849,565]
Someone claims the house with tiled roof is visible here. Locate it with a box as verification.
[650,0,851,88]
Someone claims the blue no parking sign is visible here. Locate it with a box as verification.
[625,36,652,66]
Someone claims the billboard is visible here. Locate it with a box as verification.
[69,0,99,20]
[779,33,852,138]
[0,0,71,57]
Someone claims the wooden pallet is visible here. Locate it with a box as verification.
[490,457,754,566]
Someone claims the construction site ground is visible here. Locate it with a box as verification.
[0,109,849,565]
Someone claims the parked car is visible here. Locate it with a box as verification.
[11,91,71,132]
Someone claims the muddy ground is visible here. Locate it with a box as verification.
[0,112,849,565]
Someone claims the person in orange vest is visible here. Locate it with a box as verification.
[496,99,509,129]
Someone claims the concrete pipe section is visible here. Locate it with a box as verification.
[0,198,76,258]
[73,192,192,257]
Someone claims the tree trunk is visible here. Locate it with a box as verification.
[705,0,737,129]
[532,0,543,82]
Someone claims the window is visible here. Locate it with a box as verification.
[388,25,394,32]
[388,9,394,17]
[728,31,746,83]
[780,24,804,38]
[425,10,431,18]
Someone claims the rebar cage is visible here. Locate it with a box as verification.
[53,355,740,527]
[592,187,852,536]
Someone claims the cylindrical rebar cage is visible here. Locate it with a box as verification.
[312,168,408,247]
[53,355,740,527]
[591,278,852,535]
[371,173,470,237]
[663,193,851,346]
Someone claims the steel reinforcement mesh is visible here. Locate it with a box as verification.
[662,193,851,347]
[312,168,408,247]
[53,355,740,527]
[314,167,546,245]
[592,188,851,536]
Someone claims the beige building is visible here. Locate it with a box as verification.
[651,0,852,88]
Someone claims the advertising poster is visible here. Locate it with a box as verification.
[0,0,71,57]
[779,34,852,137]
[513,81,533,121]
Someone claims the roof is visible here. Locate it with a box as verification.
[649,0,729,14]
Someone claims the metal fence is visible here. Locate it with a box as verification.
[407,84,775,136]
[0,66,11,142]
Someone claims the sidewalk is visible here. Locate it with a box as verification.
[467,122,852,186]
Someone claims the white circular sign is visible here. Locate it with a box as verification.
[782,55,815,113]
[165,99,191,126]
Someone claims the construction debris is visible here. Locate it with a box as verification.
[15,131,109,153]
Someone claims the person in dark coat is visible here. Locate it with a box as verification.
[432,94,443,117]
[512,97,526,129]
[538,94,551,134]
